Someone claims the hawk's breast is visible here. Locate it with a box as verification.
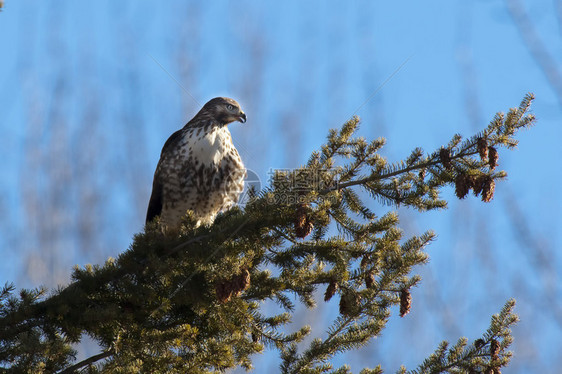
[158,123,245,227]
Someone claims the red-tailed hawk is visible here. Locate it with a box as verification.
[146,97,246,228]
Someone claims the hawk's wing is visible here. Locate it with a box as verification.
[146,128,184,224]
[146,178,163,224]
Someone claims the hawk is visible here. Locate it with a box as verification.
[146,97,246,228]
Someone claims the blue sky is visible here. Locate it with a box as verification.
[0,1,561,372]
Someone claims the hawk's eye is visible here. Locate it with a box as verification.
[227,104,235,111]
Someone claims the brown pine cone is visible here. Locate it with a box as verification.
[400,289,412,317]
[490,339,500,360]
[339,290,361,316]
[295,203,314,238]
[470,175,485,196]
[365,271,375,288]
[360,254,371,269]
[324,280,338,302]
[216,268,251,303]
[481,176,495,203]
[232,268,251,296]
[439,148,453,170]
[477,137,488,161]
[455,173,470,199]
[488,146,498,169]
[215,281,233,303]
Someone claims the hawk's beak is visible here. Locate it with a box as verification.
[238,112,246,123]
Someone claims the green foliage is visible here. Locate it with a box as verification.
[405,299,518,374]
[0,95,535,373]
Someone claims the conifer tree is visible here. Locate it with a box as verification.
[0,94,535,373]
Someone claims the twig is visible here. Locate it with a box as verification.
[289,316,354,374]
[58,349,114,374]
[321,147,483,194]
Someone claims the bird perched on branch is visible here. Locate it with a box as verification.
[146,97,246,229]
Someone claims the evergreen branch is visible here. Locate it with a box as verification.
[406,299,518,373]
[286,315,356,374]
[58,349,114,374]
[0,95,534,373]
[325,146,478,195]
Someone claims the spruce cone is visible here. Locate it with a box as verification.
[365,271,375,288]
[481,176,495,203]
[360,254,370,269]
[399,289,412,317]
[477,137,488,161]
[474,338,485,349]
[418,168,426,181]
[488,146,498,169]
[324,280,338,302]
[439,148,453,170]
[490,339,500,360]
[215,268,251,303]
[339,290,361,316]
[294,203,314,238]
[215,281,233,303]
[455,173,470,199]
[470,175,485,196]
[232,268,251,297]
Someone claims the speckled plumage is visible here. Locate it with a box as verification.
[146,97,246,228]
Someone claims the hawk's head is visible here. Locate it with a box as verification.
[201,97,246,126]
